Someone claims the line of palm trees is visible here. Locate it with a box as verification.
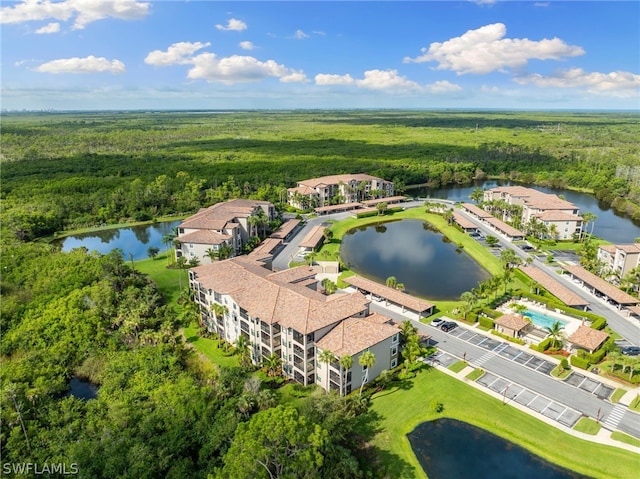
[318,349,375,396]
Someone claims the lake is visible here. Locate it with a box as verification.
[58,220,181,260]
[340,219,490,301]
[411,180,640,244]
[408,418,588,479]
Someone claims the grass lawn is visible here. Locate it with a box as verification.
[610,388,627,404]
[573,417,602,435]
[367,368,636,479]
[551,365,572,379]
[465,368,484,381]
[448,360,467,373]
[611,432,640,448]
[182,322,240,368]
[135,252,184,306]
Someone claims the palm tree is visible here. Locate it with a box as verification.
[469,187,484,204]
[608,351,621,374]
[385,276,397,289]
[218,244,234,260]
[545,320,565,350]
[358,350,376,395]
[204,247,218,263]
[443,208,454,225]
[319,349,335,393]
[501,269,513,295]
[176,255,187,290]
[262,352,283,378]
[234,335,251,368]
[548,223,558,241]
[395,282,405,292]
[399,320,418,346]
[339,354,354,396]
[581,212,597,242]
[459,291,476,319]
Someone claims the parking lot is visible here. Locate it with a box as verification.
[444,325,613,400]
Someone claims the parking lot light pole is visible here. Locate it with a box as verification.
[502,385,509,405]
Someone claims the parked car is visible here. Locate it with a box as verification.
[440,321,458,332]
[621,346,640,356]
[431,318,445,328]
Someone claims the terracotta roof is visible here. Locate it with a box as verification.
[315,314,398,357]
[452,211,478,230]
[486,186,579,212]
[360,196,407,206]
[567,325,608,351]
[270,219,301,239]
[191,258,369,333]
[298,173,385,188]
[495,313,530,332]
[563,265,640,305]
[180,199,271,230]
[288,185,317,196]
[344,275,434,313]
[534,211,582,222]
[519,266,588,307]
[248,237,282,259]
[354,207,378,215]
[314,203,362,214]
[628,305,640,316]
[267,265,316,284]
[462,203,493,218]
[484,217,525,238]
[617,243,640,254]
[598,245,617,255]
[178,229,231,245]
[299,225,326,248]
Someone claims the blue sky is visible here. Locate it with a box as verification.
[2,1,639,110]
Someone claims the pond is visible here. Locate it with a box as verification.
[411,180,640,244]
[58,220,181,261]
[340,220,490,301]
[67,377,99,401]
[408,418,589,479]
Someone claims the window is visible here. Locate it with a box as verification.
[391,358,397,368]
[392,334,399,344]
[391,346,397,356]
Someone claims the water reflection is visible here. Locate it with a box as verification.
[58,221,180,260]
[409,418,588,479]
[340,220,489,300]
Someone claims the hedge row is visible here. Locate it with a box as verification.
[570,355,590,370]
[513,289,605,323]
[491,330,526,345]
[590,317,607,330]
[478,316,495,329]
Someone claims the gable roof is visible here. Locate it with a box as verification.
[495,313,530,332]
[180,199,271,230]
[518,266,589,307]
[567,325,608,351]
[315,314,398,357]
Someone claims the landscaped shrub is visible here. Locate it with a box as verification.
[478,316,495,329]
[535,338,552,352]
[466,312,478,323]
[590,317,607,330]
[430,399,444,413]
[356,210,379,218]
[586,348,607,365]
[491,330,526,345]
[560,358,570,370]
[570,355,590,370]
[480,307,501,319]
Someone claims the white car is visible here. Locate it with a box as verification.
[431,318,445,328]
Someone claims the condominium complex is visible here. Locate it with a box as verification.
[288,174,394,209]
[189,256,400,394]
[176,199,275,262]
[483,186,583,240]
[597,243,640,278]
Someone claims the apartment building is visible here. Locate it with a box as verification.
[189,256,399,393]
[288,174,394,209]
[176,199,275,262]
[483,186,582,240]
[597,243,640,278]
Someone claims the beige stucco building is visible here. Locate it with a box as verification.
[597,243,640,279]
[189,257,400,393]
[288,174,394,209]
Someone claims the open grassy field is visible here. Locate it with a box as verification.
[368,368,638,479]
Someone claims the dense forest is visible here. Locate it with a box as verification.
[0,243,379,478]
[1,110,639,241]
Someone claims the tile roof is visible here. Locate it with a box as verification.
[452,211,477,230]
[534,211,582,222]
[178,229,231,245]
[288,185,317,195]
[298,224,326,248]
[567,325,608,351]
[563,265,640,305]
[270,219,301,239]
[344,275,434,313]
[191,258,369,333]
[486,186,578,212]
[495,313,530,332]
[484,217,525,237]
[462,203,493,218]
[617,243,640,253]
[298,173,385,188]
[315,314,399,357]
[247,237,283,259]
[361,196,407,206]
[518,266,588,307]
[598,245,617,254]
[180,199,271,230]
[314,203,362,214]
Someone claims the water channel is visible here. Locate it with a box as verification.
[408,418,589,479]
[341,219,490,300]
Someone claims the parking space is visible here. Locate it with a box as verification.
[565,372,614,400]
[594,384,615,400]
[473,371,580,428]
[478,338,502,351]
[537,361,556,375]
[513,351,534,364]
[498,345,523,360]
[566,372,586,387]
[425,352,458,368]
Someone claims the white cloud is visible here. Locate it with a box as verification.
[144,42,210,66]
[293,29,309,39]
[1,0,150,29]
[187,53,307,84]
[239,41,255,50]
[404,23,584,75]
[514,68,640,97]
[35,21,60,33]
[316,69,443,93]
[312,30,325,36]
[425,80,462,93]
[315,73,356,86]
[34,55,125,74]
[534,2,550,7]
[215,18,247,31]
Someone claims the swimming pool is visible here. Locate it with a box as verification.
[523,309,567,330]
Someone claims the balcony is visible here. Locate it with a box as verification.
[293,344,304,356]
[329,371,340,383]
[293,355,305,370]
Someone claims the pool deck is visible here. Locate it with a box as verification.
[498,299,583,340]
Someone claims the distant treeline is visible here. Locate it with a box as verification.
[2,110,639,241]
